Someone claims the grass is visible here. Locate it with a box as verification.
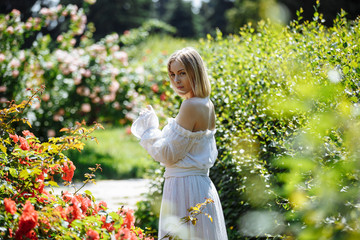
[67,126,155,180]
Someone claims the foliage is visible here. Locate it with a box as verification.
[0,88,153,239]
[66,126,153,180]
[120,19,176,46]
[0,4,134,140]
[198,0,234,36]
[161,0,197,38]
[199,4,360,239]
[60,0,155,41]
[160,198,215,240]
[132,4,360,240]
[0,4,191,180]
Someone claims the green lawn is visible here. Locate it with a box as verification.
[67,126,155,180]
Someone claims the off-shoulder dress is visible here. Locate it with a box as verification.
[131,102,228,240]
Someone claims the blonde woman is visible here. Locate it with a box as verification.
[131,47,228,240]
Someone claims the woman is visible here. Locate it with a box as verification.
[131,47,228,240]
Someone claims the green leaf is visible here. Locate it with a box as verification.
[47,181,59,187]
[19,169,29,179]
[0,144,7,155]
[9,168,18,178]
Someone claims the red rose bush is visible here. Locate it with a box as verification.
[0,88,153,239]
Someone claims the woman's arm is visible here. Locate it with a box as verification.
[131,105,195,166]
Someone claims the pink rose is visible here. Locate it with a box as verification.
[6,26,14,34]
[12,70,19,78]
[81,103,91,113]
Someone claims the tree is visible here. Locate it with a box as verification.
[226,0,360,33]
[199,0,234,35]
[153,0,168,20]
[226,0,262,33]
[61,0,154,40]
[164,0,197,38]
[0,0,37,19]
[278,0,360,26]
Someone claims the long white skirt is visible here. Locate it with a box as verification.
[158,175,228,240]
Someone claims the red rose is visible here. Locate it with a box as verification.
[20,156,30,165]
[54,206,66,219]
[61,161,76,182]
[15,201,38,238]
[25,230,38,240]
[35,173,45,194]
[9,133,19,143]
[116,228,130,239]
[101,215,115,232]
[121,208,135,228]
[65,198,83,223]
[160,92,167,101]
[151,84,159,93]
[95,201,107,212]
[62,191,74,202]
[76,195,92,213]
[86,229,99,240]
[50,164,61,174]
[22,130,35,137]
[19,137,30,151]
[4,198,17,214]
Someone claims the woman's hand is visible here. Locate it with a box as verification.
[139,105,153,116]
[131,105,159,139]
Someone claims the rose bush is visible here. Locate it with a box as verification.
[0,2,174,141]
[0,88,153,239]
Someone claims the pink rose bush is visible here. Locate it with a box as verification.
[0,89,154,239]
[0,3,147,140]
[0,4,176,143]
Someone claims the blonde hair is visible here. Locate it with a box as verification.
[167,47,211,98]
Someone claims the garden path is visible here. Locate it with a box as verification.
[48,178,151,211]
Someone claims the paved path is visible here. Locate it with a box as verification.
[48,178,151,211]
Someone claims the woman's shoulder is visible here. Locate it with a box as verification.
[177,97,215,132]
[182,97,211,109]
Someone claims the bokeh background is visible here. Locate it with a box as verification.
[1,0,360,239]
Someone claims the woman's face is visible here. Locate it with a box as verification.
[169,60,194,99]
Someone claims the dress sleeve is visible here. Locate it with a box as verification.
[130,107,159,139]
[139,125,196,166]
[131,112,196,166]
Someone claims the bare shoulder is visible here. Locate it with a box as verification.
[175,99,199,131]
[176,97,215,132]
[181,98,204,112]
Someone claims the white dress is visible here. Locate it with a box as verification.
[131,104,228,240]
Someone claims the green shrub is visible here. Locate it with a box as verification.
[199,6,360,239]
[127,6,360,239]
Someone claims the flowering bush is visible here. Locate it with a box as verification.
[0,3,137,139]
[0,3,180,141]
[0,88,153,239]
